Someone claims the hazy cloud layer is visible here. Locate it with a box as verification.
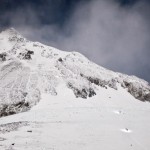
[1,0,150,82]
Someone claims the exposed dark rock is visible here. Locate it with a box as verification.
[0,52,7,61]
[27,50,34,55]
[108,79,117,90]
[19,50,34,60]
[74,88,87,99]
[122,81,150,102]
[89,88,96,97]
[58,57,63,62]
[24,53,32,60]
[144,93,150,101]
[67,82,96,99]
[86,77,101,86]
[80,74,107,88]
[0,101,30,117]
[81,73,150,102]
[81,74,118,90]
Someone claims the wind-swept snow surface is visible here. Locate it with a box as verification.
[0,85,150,150]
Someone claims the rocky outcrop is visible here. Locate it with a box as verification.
[0,101,30,117]
[0,52,7,61]
[19,50,34,60]
[67,82,96,99]
[81,73,117,90]
[122,81,150,102]
[80,73,150,102]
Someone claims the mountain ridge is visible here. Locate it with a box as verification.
[0,28,150,117]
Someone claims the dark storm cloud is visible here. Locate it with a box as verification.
[0,0,90,28]
[0,0,150,82]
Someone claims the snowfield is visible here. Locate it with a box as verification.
[0,28,150,150]
[0,84,150,150]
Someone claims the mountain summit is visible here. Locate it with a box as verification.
[0,28,150,116]
[0,28,150,150]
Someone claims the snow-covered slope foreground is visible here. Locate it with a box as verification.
[0,28,150,149]
[0,85,150,150]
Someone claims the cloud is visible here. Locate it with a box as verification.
[3,0,150,82]
[50,0,150,81]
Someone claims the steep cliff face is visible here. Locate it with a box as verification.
[0,28,150,117]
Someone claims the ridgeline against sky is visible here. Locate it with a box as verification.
[0,0,150,82]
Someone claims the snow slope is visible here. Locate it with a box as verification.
[0,84,150,150]
[0,28,150,149]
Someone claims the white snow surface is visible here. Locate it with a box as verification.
[0,84,150,150]
[0,28,150,149]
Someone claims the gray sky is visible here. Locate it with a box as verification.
[0,0,150,82]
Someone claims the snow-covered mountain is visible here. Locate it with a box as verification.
[0,28,150,150]
[0,28,150,117]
